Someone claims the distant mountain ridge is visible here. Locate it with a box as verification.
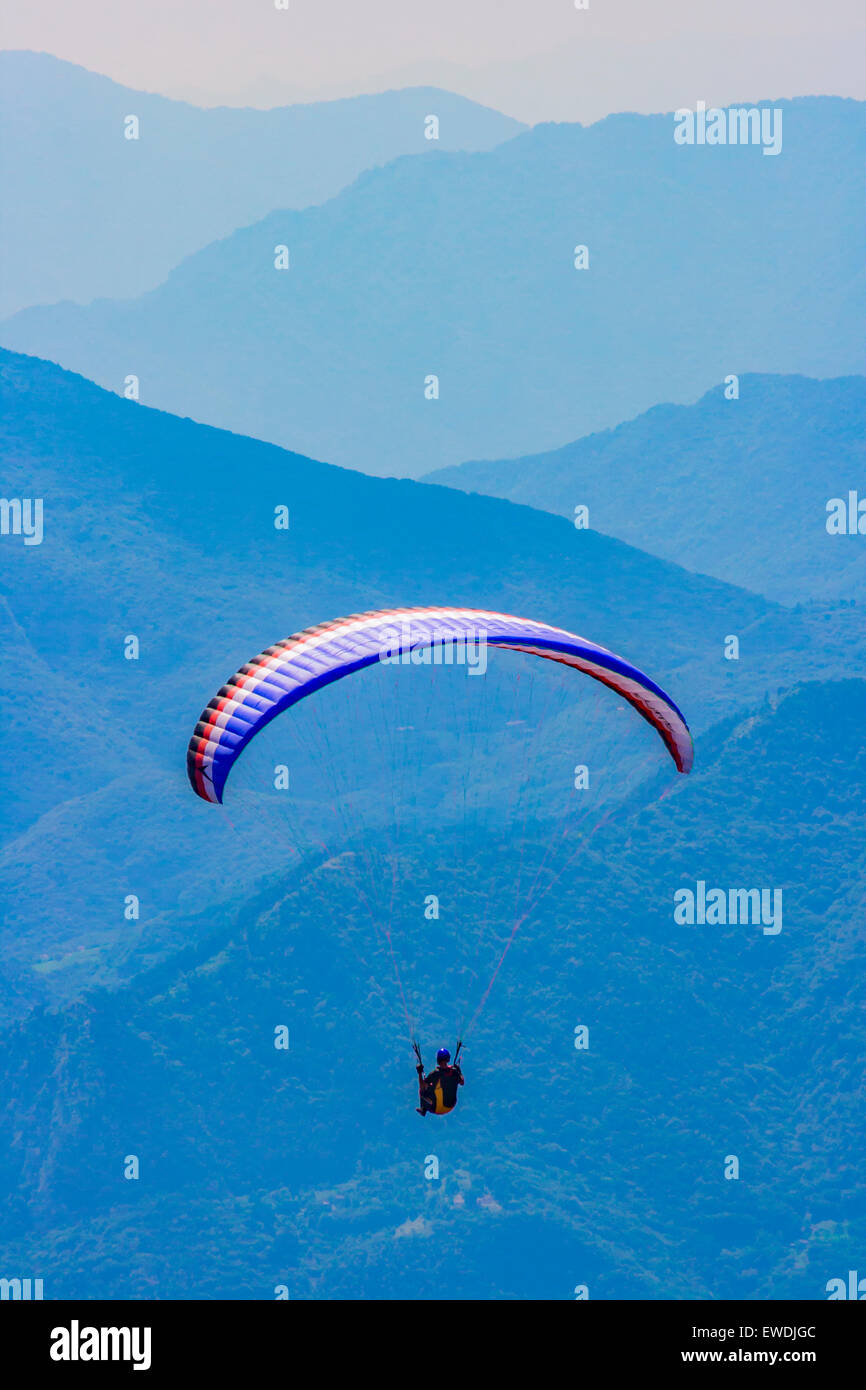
[424,373,866,604]
[0,49,524,317]
[2,96,863,477]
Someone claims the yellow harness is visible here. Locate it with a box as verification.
[432,1079,454,1115]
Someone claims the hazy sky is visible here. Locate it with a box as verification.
[3,0,865,121]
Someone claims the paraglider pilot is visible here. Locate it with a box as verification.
[414,1042,464,1116]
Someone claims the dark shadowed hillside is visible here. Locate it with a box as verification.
[1,681,863,1299]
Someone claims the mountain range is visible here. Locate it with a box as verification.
[3,97,863,477]
[0,50,523,318]
[425,373,866,604]
[4,349,861,1029]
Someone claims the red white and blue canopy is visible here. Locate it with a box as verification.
[187,605,694,804]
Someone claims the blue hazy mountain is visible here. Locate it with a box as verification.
[0,50,523,317]
[1,678,863,1299]
[5,349,864,1030]
[425,374,866,604]
[2,97,863,477]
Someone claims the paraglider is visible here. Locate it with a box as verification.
[186,605,693,1112]
[415,1042,464,1118]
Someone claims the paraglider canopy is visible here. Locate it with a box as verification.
[187,605,693,805]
